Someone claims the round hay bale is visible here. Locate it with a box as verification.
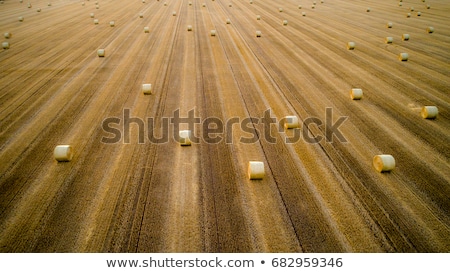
[373,155,395,172]
[398,2,402,7]
[48,2,51,6]
[142,0,145,3]
[250,0,253,3]
[109,21,115,27]
[410,7,414,11]
[229,3,232,7]
[279,7,283,12]
[283,20,288,26]
[347,42,355,50]
[387,22,393,28]
[302,12,306,16]
[398,52,409,61]
[248,161,264,180]
[27,3,31,8]
[406,12,411,18]
[427,26,434,33]
[172,11,176,16]
[54,145,73,162]
[226,18,231,24]
[311,4,315,9]
[350,88,363,100]
[284,116,299,129]
[81,2,85,6]
[96,4,99,9]
[179,130,192,146]
[37,8,41,12]
[189,1,192,5]
[164,2,167,6]
[402,34,410,41]
[144,26,149,33]
[210,30,216,36]
[2,41,10,49]
[427,4,430,9]
[298,5,302,9]
[385,36,393,44]
[202,3,205,7]
[94,19,99,24]
[187,25,192,31]
[142,83,152,94]
[366,7,371,12]
[417,11,421,16]
[421,106,438,119]
[139,13,143,18]
[256,31,261,37]
[19,16,24,22]
[4,32,11,39]
[90,13,95,18]
[256,15,261,20]
[97,49,105,57]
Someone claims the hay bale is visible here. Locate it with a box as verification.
[172,11,176,16]
[347,42,355,50]
[229,3,232,7]
[2,41,10,49]
[4,32,11,39]
[54,145,73,162]
[350,88,363,100]
[90,13,95,18]
[427,26,434,33]
[144,26,149,33]
[373,155,395,172]
[97,49,105,57]
[406,12,411,18]
[19,16,24,22]
[399,2,402,7]
[385,37,393,44]
[110,21,115,27]
[302,12,306,16]
[139,13,144,18]
[37,8,41,12]
[226,18,231,24]
[283,20,288,26]
[298,5,302,9]
[427,4,430,9]
[256,15,261,20]
[210,30,216,36]
[402,34,410,41]
[387,22,393,28]
[94,19,99,24]
[417,11,421,16]
[187,25,192,31]
[142,83,152,94]
[284,116,299,129]
[256,31,261,37]
[410,7,414,11]
[179,130,192,146]
[398,52,409,61]
[421,106,438,119]
[202,3,205,7]
[248,161,264,180]
[48,2,51,6]
[311,4,315,9]
[279,7,283,12]
[366,7,371,12]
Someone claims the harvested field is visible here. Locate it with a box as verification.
[0,0,449,252]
